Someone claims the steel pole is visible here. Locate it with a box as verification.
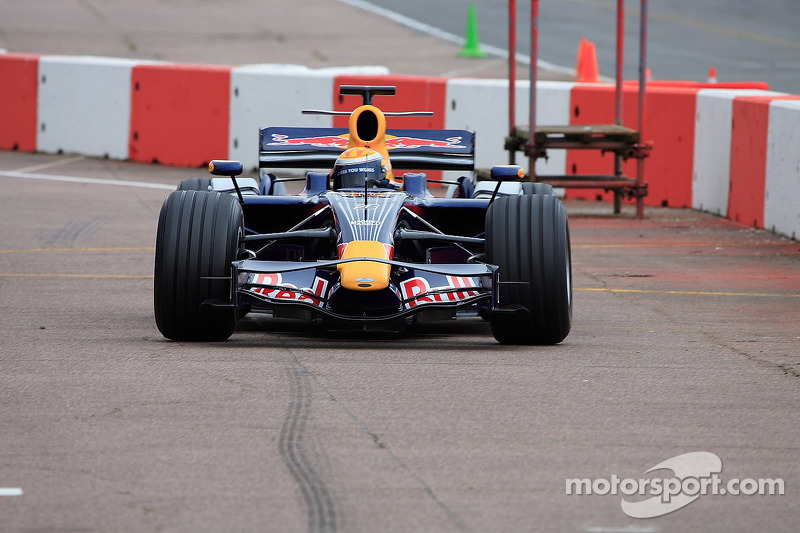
[509,0,517,164]
[615,0,624,126]
[610,0,626,212]
[636,0,648,219]
[529,0,539,180]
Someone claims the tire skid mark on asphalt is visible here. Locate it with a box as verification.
[280,355,338,533]
[40,217,107,246]
[291,359,469,532]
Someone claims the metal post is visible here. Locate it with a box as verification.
[509,0,517,164]
[615,0,624,127]
[636,0,648,219]
[613,0,625,213]
[529,0,539,180]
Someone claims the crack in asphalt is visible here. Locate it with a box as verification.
[277,345,469,532]
[289,357,470,532]
[596,282,800,380]
[317,383,470,533]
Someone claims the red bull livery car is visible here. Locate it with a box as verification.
[154,86,572,344]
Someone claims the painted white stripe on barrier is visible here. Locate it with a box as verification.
[0,170,174,190]
[765,99,800,240]
[693,89,780,216]
[37,56,143,160]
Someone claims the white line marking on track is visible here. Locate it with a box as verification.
[585,527,657,533]
[0,488,23,496]
[11,156,86,173]
[0,170,175,190]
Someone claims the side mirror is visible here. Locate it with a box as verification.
[490,165,526,182]
[208,160,243,177]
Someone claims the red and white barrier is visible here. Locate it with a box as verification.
[445,79,573,178]
[129,63,232,167]
[38,56,141,160]
[1,52,798,239]
[692,89,780,216]
[0,53,39,152]
[765,99,800,240]
[230,65,388,170]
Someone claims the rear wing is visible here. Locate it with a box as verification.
[259,127,475,171]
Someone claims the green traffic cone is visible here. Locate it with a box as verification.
[459,3,487,58]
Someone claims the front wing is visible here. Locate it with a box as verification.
[232,257,498,324]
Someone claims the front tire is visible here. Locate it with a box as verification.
[486,194,572,344]
[154,190,243,341]
[177,177,212,191]
[521,182,556,196]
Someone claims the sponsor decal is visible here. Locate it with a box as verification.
[399,276,479,308]
[384,135,466,150]
[340,166,377,174]
[249,273,328,307]
[267,133,466,150]
[268,134,348,148]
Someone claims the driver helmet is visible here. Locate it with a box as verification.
[331,147,387,190]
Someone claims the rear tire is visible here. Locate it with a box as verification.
[177,177,212,191]
[521,182,556,196]
[486,194,572,344]
[154,190,243,341]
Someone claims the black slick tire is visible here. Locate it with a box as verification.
[486,194,572,344]
[154,190,243,341]
[521,182,556,196]
[177,177,212,191]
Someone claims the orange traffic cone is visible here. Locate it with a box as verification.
[575,38,600,83]
[707,66,718,83]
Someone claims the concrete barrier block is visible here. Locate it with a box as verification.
[693,89,779,216]
[37,56,140,159]
[727,96,795,228]
[129,63,231,166]
[567,84,698,207]
[765,100,800,239]
[0,53,39,152]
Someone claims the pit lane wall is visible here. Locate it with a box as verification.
[1,53,798,240]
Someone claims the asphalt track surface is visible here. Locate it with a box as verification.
[359,0,800,93]
[1,152,799,532]
[1,1,800,531]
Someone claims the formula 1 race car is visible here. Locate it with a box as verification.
[154,85,571,344]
